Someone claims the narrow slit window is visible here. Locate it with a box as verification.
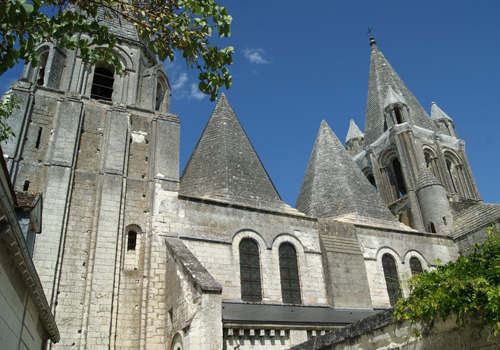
[127,231,137,251]
[155,80,164,111]
[279,243,301,304]
[392,158,407,197]
[23,180,30,191]
[91,66,114,101]
[382,254,402,306]
[239,238,262,302]
[427,222,436,233]
[410,257,423,276]
[35,127,43,149]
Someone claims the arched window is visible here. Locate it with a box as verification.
[155,79,165,111]
[279,243,301,304]
[127,231,137,251]
[239,239,262,302]
[91,64,115,101]
[367,174,377,191]
[394,106,403,124]
[410,257,423,275]
[36,51,49,86]
[392,158,407,198]
[382,254,402,306]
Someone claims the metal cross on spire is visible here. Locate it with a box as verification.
[366,27,374,36]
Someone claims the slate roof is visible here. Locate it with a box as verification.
[364,39,437,145]
[180,94,285,211]
[416,165,442,191]
[345,119,364,143]
[430,102,453,121]
[222,302,378,326]
[295,120,402,228]
[453,203,500,239]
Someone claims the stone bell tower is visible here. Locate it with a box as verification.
[349,37,481,233]
[1,9,181,348]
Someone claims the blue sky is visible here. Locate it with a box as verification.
[1,0,499,207]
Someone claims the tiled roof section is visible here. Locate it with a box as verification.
[453,203,500,239]
[345,119,364,143]
[222,302,378,326]
[180,94,284,211]
[416,165,442,191]
[364,43,438,145]
[295,120,401,228]
[430,102,453,121]
[14,191,41,208]
[383,86,406,108]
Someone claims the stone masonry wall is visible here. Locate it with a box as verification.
[290,310,500,350]
[0,244,48,350]
[356,224,458,308]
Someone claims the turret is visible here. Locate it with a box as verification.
[416,165,453,235]
[345,119,364,156]
[383,86,410,128]
[430,102,457,138]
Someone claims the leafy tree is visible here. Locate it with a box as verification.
[0,0,233,101]
[0,93,21,142]
[395,227,500,338]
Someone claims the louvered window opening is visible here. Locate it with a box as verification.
[410,257,423,275]
[91,68,114,101]
[382,254,402,306]
[239,239,262,302]
[279,243,302,304]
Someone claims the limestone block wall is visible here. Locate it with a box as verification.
[356,224,458,308]
[0,245,47,350]
[290,310,500,350]
[183,233,327,305]
[152,197,328,306]
[165,238,223,350]
[225,329,311,350]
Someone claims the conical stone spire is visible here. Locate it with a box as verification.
[416,164,443,190]
[345,119,364,143]
[295,120,403,228]
[180,94,284,211]
[365,40,437,145]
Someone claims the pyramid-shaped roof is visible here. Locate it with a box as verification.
[180,94,284,211]
[383,86,406,108]
[365,40,437,145]
[345,119,364,143]
[430,102,453,121]
[295,120,403,228]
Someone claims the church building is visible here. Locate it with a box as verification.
[1,14,499,350]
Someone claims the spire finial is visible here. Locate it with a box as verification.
[366,27,376,45]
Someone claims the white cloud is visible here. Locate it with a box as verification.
[172,72,188,90]
[243,48,270,64]
[190,84,206,100]
[162,61,206,101]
